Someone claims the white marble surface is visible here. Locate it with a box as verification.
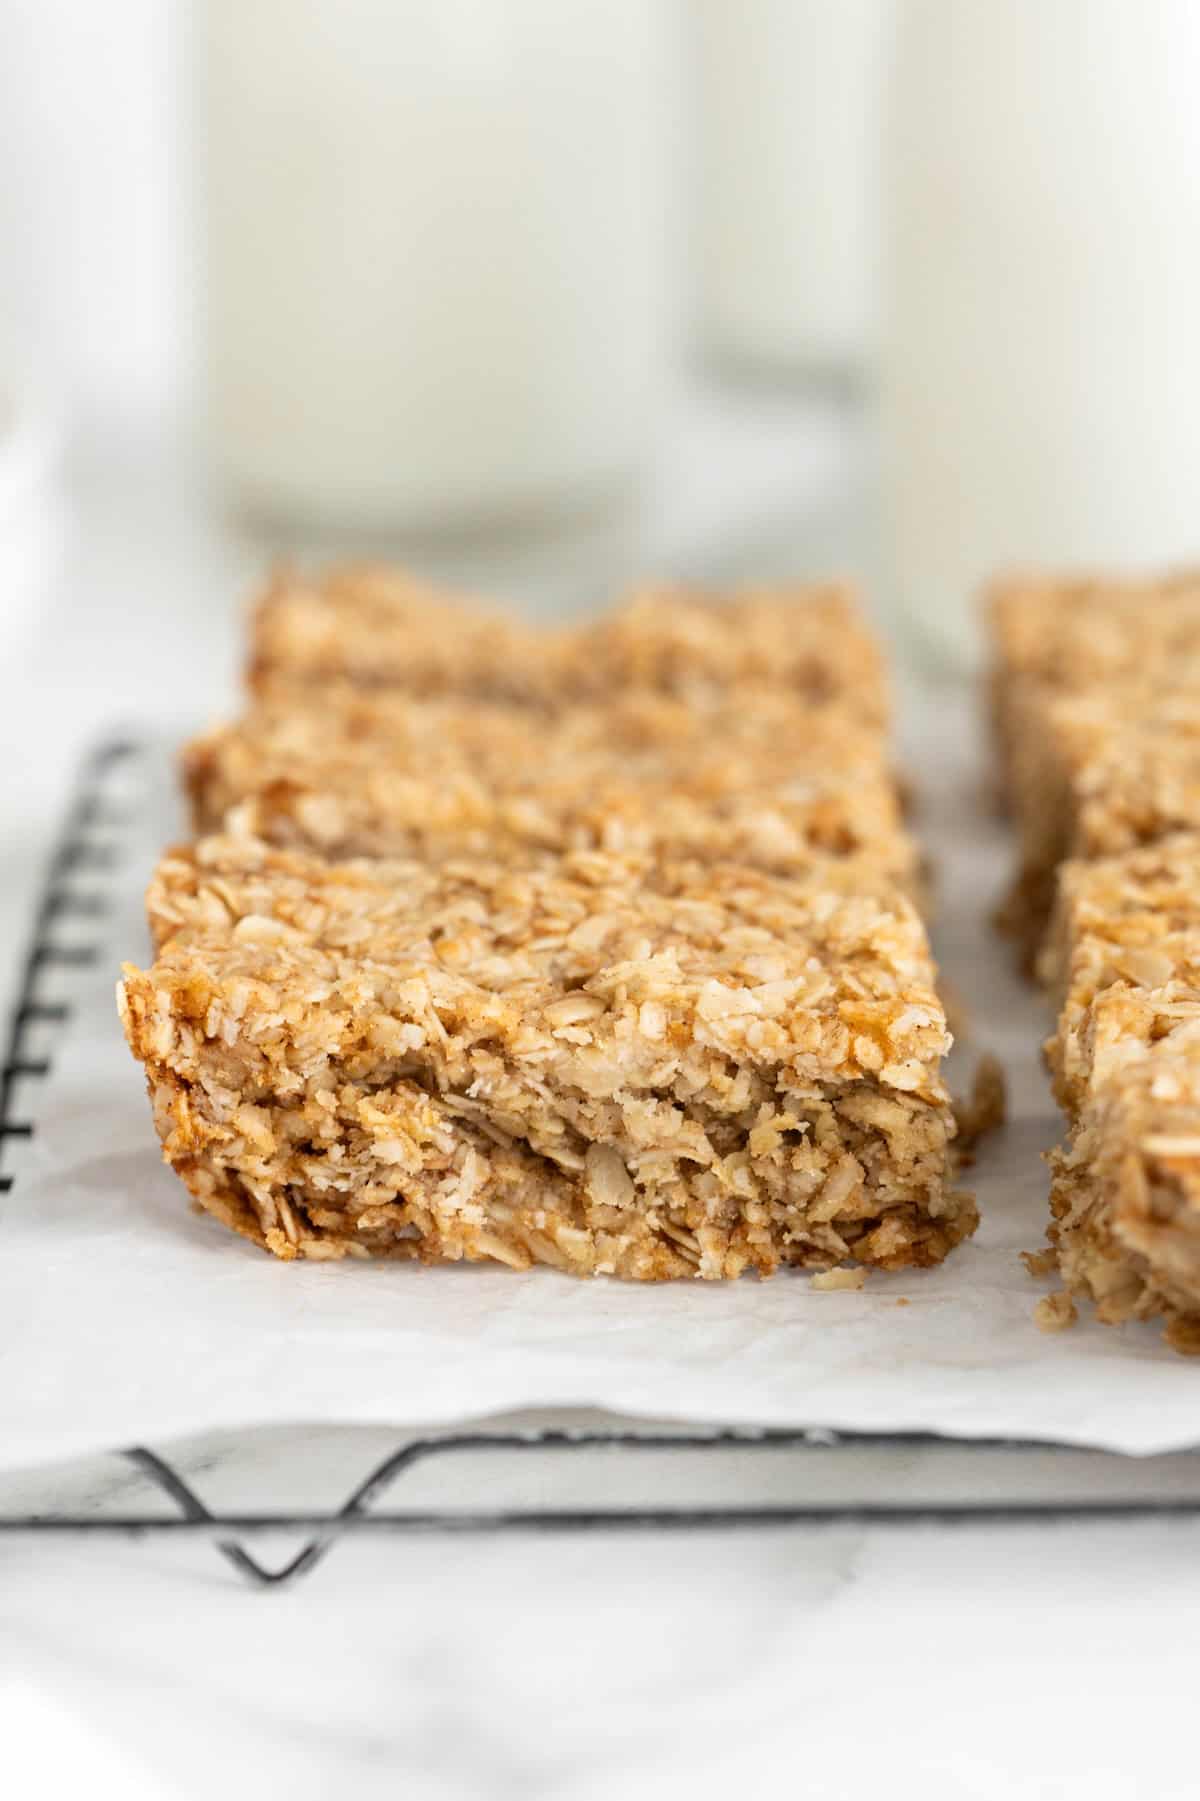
[3,1505,1197,1801]
[2,405,1197,1800]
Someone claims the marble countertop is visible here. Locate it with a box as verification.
[1,411,1195,1801]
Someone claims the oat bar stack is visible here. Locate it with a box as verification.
[988,573,1200,1345]
[251,567,890,720]
[987,573,1200,960]
[1041,840,1200,1349]
[120,567,972,1280]
[184,686,920,893]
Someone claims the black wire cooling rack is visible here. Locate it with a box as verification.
[3,739,1200,1590]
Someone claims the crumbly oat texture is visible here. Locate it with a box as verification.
[1049,1037,1200,1351]
[119,836,972,1279]
[1073,714,1200,861]
[1037,837,1200,1345]
[184,685,915,890]
[993,684,1200,960]
[987,570,1200,955]
[569,584,890,723]
[986,570,1200,716]
[988,573,1200,1346]
[249,565,890,723]
[1044,837,1200,1118]
[1033,1291,1078,1333]
[249,565,551,705]
[1040,837,1200,1000]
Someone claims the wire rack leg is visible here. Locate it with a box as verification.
[123,1449,320,1588]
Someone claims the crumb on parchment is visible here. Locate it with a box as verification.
[1020,1246,1059,1279]
[810,1268,867,1292]
[1034,1291,1078,1333]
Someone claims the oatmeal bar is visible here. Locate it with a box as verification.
[1043,838,1200,1110]
[1003,696,1200,956]
[1035,838,1200,1342]
[1055,980,1200,1125]
[184,687,916,891]
[1042,836,1200,1004]
[119,836,972,1279]
[1048,1035,1200,1351]
[1073,713,1200,860]
[989,577,1200,1342]
[986,569,1200,782]
[988,565,1200,958]
[249,565,890,723]
[568,583,890,724]
[249,564,550,704]
[986,567,1200,813]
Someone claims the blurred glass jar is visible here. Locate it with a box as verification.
[200,0,671,531]
[882,0,1200,668]
[693,0,891,382]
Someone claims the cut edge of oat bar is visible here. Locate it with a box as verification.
[987,574,1200,1345]
[1036,834,1200,1345]
[986,573,1200,966]
[1049,1036,1200,1351]
[119,836,972,1281]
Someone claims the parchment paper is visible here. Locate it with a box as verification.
[3,690,1198,1471]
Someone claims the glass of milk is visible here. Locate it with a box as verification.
[199,0,673,532]
[692,0,892,382]
[882,0,1200,668]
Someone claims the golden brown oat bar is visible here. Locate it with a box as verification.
[1074,714,1200,860]
[1037,838,1200,1343]
[988,578,1200,1343]
[1012,698,1200,955]
[1042,836,1200,1004]
[1051,981,1200,1133]
[570,583,890,724]
[249,564,551,704]
[992,665,1200,962]
[184,687,916,892]
[986,567,1200,824]
[120,837,972,1280]
[249,565,889,722]
[1043,838,1200,1116]
[986,570,1200,720]
[1049,1036,1200,1351]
